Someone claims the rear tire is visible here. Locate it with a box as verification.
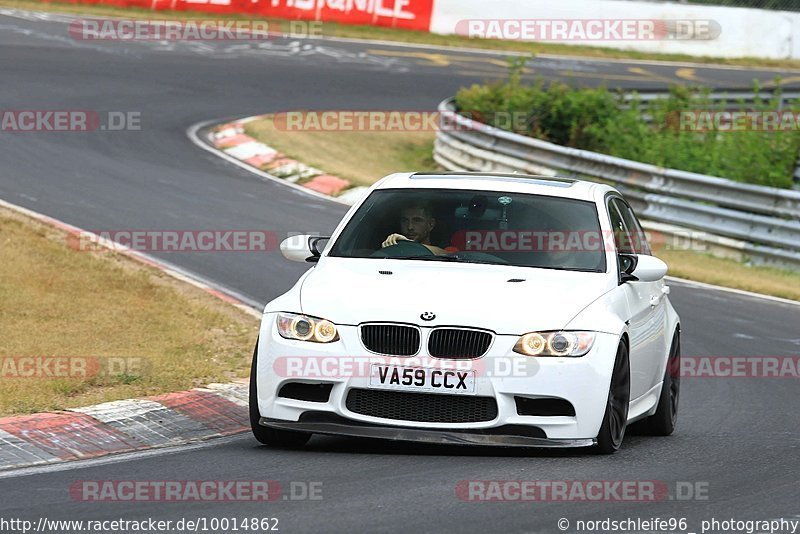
[595,342,630,454]
[249,339,311,447]
[637,330,680,436]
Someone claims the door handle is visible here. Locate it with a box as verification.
[651,285,670,306]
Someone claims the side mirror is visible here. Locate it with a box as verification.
[619,254,668,283]
[280,235,331,263]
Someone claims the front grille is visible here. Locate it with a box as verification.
[346,388,498,423]
[428,328,493,359]
[360,324,420,356]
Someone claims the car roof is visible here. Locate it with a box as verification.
[374,172,616,203]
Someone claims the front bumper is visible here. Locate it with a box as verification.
[257,314,620,442]
[260,414,595,448]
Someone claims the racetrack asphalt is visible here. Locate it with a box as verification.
[1,9,799,532]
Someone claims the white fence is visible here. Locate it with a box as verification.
[429,0,800,60]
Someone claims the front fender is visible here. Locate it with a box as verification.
[563,286,628,338]
[263,268,314,315]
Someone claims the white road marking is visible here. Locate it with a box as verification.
[666,276,800,307]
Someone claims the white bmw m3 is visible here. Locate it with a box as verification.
[250,172,681,453]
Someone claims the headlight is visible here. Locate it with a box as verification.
[513,331,596,357]
[276,312,339,343]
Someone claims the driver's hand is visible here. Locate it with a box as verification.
[382,234,410,248]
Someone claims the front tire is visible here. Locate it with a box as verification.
[595,342,630,454]
[249,339,311,447]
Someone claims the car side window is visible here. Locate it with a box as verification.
[612,199,651,255]
[607,199,635,254]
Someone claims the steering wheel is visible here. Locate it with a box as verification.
[370,240,434,258]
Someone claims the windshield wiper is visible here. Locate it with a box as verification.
[392,255,504,265]
[391,255,461,262]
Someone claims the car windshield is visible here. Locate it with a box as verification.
[328,188,607,272]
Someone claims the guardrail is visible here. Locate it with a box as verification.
[623,88,800,109]
[434,98,800,269]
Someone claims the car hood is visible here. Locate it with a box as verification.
[299,258,613,335]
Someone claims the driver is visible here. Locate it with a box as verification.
[382,203,446,255]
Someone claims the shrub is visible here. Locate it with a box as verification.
[454,63,800,188]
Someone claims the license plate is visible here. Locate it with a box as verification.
[368,364,476,395]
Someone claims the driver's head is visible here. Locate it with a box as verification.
[400,203,436,245]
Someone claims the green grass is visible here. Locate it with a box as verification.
[0,207,258,416]
[657,249,800,301]
[455,67,800,188]
[245,115,436,188]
